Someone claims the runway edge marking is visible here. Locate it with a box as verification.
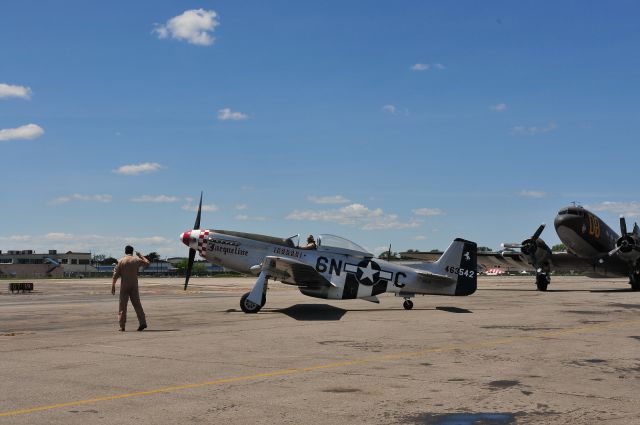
[1,318,639,418]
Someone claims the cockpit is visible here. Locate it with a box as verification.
[316,234,372,256]
[557,206,586,217]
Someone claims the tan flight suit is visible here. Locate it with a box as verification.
[113,254,146,329]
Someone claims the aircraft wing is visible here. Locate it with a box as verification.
[261,256,335,288]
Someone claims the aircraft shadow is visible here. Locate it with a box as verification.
[435,306,473,313]
[273,304,348,321]
[140,329,180,332]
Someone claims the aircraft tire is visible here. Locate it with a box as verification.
[536,274,549,291]
[240,292,263,313]
[630,275,640,291]
[403,300,414,310]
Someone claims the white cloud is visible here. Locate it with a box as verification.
[153,9,219,46]
[307,195,351,204]
[411,63,429,71]
[182,202,218,212]
[0,83,32,99]
[518,190,547,198]
[412,208,445,217]
[286,203,419,230]
[412,235,427,240]
[49,194,112,205]
[234,204,248,210]
[410,63,444,71]
[234,214,268,221]
[491,103,507,111]
[130,195,179,203]
[0,233,178,257]
[382,104,397,115]
[0,124,44,142]
[218,108,249,121]
[586,201,640,218]
[113,162,163,175]
[512,122,557,136]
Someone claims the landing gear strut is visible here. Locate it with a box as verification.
[403,298,414,310]
[629,271,640,291]
[240,273,269,313]
[535,273,549,291]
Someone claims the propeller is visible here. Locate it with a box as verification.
[184,192,203,291]
[502,224,545,256]
[608,216,640,257]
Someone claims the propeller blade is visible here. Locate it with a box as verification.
[532,223,546,241]
[194,191,203,230]
[620,215,627,236]
[608,246,622,257]
[502,243,523,249]
[184,248,196,290]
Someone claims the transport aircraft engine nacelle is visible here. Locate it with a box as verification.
[609,216,640,263]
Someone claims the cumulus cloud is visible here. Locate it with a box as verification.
[512,122,557,136]
[518,190,547,198]
[307,195,351,204]
[586,201,640,218]
[491,103,507,111]
[412,208,445,217]
[0,83,32,99]
[0,124,44,142]
[218,108,249,121]
[153,9,219,46]
[286,203,419,230]
[113,162,163,175]
[50,194,113,205]
[130,195,179,203]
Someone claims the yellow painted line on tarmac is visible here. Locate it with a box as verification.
[1,318,639,418]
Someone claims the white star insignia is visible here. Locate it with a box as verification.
[359,262,377,283]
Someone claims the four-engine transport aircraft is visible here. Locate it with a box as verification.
[179,194,478,313]
[403,205,640,292]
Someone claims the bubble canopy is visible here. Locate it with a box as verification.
[317,234,372,256]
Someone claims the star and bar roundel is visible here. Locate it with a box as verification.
[344,259,393,286]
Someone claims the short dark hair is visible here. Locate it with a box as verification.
[125,245,134,255]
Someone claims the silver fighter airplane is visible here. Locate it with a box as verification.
[179,194,478,313]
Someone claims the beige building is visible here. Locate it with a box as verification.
[0,250,97,278]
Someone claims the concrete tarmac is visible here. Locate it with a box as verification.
[0,276,639,424]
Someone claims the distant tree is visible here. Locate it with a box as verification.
[552,243,566,252]
[478,246,493,252]
[405,249,418,253]
[146,252,161,262]
[378,251,399,260]
[94,255,118,265]
[429,249,441,253]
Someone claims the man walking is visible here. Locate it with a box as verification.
[112,245,150,331]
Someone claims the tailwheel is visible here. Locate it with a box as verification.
[403,299,414,310]
[240,292,265,313]
[536,274,549,291]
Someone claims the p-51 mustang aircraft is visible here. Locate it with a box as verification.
[179,194,477,313]
[404,205,640,292]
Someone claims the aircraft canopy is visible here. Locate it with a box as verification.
[317,234,371,256]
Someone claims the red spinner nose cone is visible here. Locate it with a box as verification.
[181,231,191,246]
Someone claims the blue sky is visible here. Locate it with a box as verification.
[1,1,639,258]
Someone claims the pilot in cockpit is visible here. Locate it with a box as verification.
[300,234,317,250]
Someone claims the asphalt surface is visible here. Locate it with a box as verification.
[1,276,639,424]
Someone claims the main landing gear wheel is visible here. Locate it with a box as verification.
[630,273,640,291]
[403,299,414,310]
[536,274,549,292]
[240,292,266,313]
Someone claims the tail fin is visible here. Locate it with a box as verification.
[434,238,477,296]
